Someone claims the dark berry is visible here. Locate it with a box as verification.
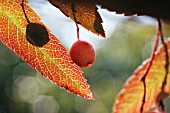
[26,23,49,47]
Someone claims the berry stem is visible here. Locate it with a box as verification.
[21,0,31,24]
[71,1,80,40]
[160,100,166,113]
[140,19,160,113]
[76,21,80,40]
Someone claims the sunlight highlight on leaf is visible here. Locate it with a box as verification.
[0,0,93,99]
[112,39,170,113]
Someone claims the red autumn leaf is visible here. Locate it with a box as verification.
[49,0,105,37]
[112,39,170,113]
[0,0,93,99]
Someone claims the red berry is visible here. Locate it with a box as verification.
[70,40,95,68]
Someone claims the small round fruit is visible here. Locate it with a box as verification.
[70,40,95,68]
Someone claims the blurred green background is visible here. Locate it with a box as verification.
[0,16,170,113]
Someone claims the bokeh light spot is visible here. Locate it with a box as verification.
[32,95,59,113]
[13,76,41,103]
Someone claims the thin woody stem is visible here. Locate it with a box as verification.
[157,18,168,113]
[158,18,164,44]
[21,0,31,24]
[157,18,169,90]
[140,20,160,113]
[160,100,166,113]
[71,1,80,40]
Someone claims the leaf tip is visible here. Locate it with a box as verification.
[86,92,95,100]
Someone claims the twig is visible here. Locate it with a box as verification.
[21,0,30,24]
[140,19,160,113]
[71,1,80,40]
[157,18,169,113]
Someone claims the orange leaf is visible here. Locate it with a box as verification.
[112,39,170,112]
[49,0,105,37]
[0,0,93,99]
